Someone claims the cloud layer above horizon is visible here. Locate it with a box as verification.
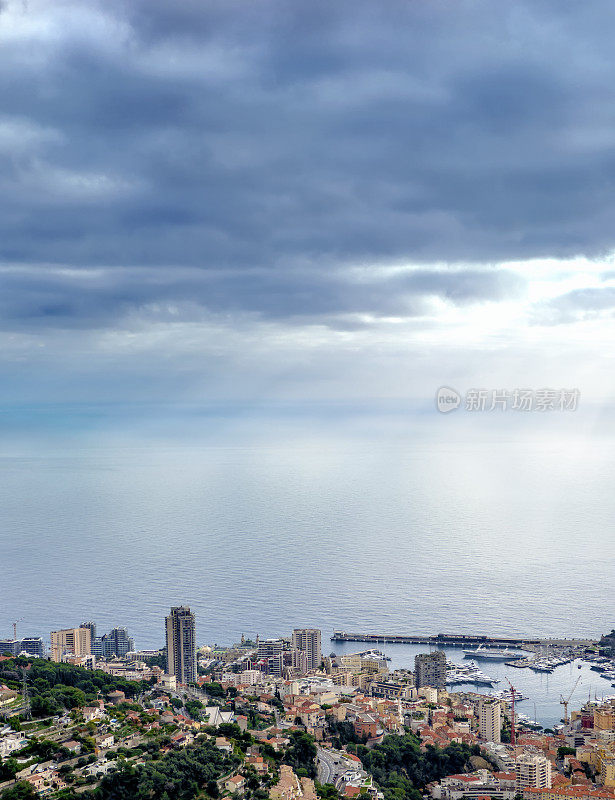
[2,0,615,430]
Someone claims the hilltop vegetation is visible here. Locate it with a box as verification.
[90,737,237,800]
[0,657,149,717]
[357,733,480,800]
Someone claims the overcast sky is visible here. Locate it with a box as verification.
[2,0,615,444]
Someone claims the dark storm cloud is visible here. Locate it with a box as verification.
[1,0,615,328]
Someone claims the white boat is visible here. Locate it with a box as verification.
[517,713,542,730]
[463,645,523,660]
[360,649,391,661]
[487,689,528,702]
[446,661,498,686]
[530,661,554,673]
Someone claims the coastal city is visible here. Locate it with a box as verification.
[4,2,615,800]
[2,612,615,800]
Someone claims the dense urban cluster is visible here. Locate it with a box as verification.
[2,614,615,800]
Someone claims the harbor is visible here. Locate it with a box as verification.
[330,638,615,728]
[331,631,595,649]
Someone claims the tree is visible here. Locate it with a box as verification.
[0,782,39,800]
[31,694,61,717]
[185,699,204,719]
[358,733,476,800]
[328,720,362,746]
[79,736,96,754]
[316,783,340,800]
[0,756,19,781]
[92,737,236,800]
[282,732,317,779]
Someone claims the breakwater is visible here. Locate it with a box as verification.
[331,631,595,648]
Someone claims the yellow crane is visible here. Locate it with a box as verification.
[560,675,581,724]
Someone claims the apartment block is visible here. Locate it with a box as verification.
[50,627,91,662]
[165,606,196,684]
[516,753,552,792]
[478,697,502,743]
[291,629,322,672]
[414,650,446,691]
[0,637,45,658]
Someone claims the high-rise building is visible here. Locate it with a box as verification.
[0,637,45,657]
[291,629,322,672]
[478,698,502,742]
[50,627,91,662]
[20,637,45,658]
[165,606,196,685]
[414,650,446,690]
[80,621,96,639]
[291,648,309,675]
[266,653,285,677]
[257,638,285,660]
[515,753,552,791]
[254,639,288,677]
[100,627,133,658]
[81,622,135,660]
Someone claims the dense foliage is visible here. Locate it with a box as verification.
[315,783,340,800]
[204,682,225,698]
[91,737,238,800]
[328,719,366,747]
[358,733,479,800]
[281,731,317,779]
[0,784,38,800]
[0,658,149,717]
[0,737,241,800]
[0,756,19,782]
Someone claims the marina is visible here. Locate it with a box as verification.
[331,639,615,728]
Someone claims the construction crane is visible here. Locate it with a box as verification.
[560,675,581,724]
[12,618,24,640]
[505,677,517,746]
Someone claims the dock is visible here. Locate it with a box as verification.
[331,631,595,649]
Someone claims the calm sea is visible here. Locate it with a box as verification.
[2,435,614,724]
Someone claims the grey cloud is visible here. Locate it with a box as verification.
[533,285,615,324]
[0,0,614,329]
[0,265,523,330]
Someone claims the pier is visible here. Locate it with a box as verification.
[331,631,595,649]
